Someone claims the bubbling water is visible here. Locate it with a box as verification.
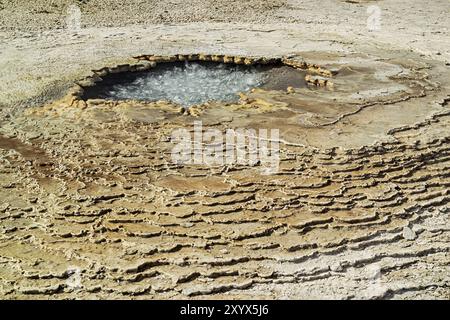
[99,62,269,107]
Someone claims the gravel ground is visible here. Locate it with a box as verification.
[0,0,285,31]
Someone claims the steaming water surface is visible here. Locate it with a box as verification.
[97,62,270,107]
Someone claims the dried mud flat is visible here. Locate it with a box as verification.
[0,0,449,299]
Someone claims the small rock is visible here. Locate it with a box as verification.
[219,116,233,122]
[402,226,417,240]
[330,262,343,272]
[180,222,194,228]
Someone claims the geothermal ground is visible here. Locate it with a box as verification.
[0,0,449,299]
